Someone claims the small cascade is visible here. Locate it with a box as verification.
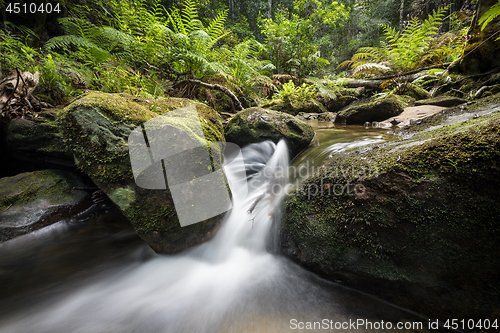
[199,140,289,260]
[0,138,432,333]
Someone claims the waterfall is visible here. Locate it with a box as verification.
[197,140,289,260]
[0,139,431,333]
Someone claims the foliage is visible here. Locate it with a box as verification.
[307,76,359,101]
[339,5,461,75]
[478,0,500,41]
[0,29,38,73]
[272,80,316,102]
[259,0,350,76]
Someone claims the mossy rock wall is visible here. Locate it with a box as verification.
[282,103,500,320]
[59,91,226,253]
[224,107,315,158]
[451,0,500,74]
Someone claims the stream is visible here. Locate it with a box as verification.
[0,126,445,333]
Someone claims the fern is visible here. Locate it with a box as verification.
[341,5,451,74]
[479,0,500,41]
[307,76,337,100]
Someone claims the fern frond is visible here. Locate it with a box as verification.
[206,10,228,40]
[479,1,500,30]
[307,76,337,100]
[45,35,102,52]
[182,0,199,31]
[352,63,391,76]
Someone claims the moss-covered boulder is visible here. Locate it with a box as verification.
[322,95,358,112]
[4,109,73,167]
[59,91,226,253]
[262,97,326,116]
[335,95,407,125]
[415,96,467,107]
[224,107,315,158]
[282,99,500,320]
[0,170,91,242]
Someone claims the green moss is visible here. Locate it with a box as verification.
[58,91,224,184]
[108,186,135,210]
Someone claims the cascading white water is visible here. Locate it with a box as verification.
[0,140,432,333]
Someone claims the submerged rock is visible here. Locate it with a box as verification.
[335,95,407,125]
[282,97,500,320]
[60,91,226,253]
[0,169,91,242]
[224,107,315,158]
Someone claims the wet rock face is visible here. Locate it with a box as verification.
[281,97,500,321]
[60,91,226,254]
[335,95,407,125]
[224,107,315,158]
[3,109,73,169]
[0,169,91,242]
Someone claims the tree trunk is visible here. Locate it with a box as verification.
[451,0,500,74]
[268,0,272,19]
[229,0,234,23]
[399,0,405,31]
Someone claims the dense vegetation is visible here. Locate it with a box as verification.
[0,0,498,113]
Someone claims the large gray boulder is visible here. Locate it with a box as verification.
[59,91,227,253]
[282,99,500,321]
[224,107,315,158]
[335,95,408,125]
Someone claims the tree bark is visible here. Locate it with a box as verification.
[399,0,405,31]
[229,0,234,24]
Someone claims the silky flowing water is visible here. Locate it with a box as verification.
[0,126,443,333]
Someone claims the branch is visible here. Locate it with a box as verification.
[174,79,244,111]
[0,68,20,110]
